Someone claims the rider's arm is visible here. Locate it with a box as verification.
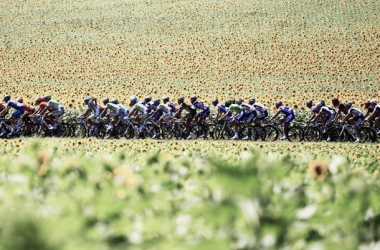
[100,108,108,117]
[312,112,322,122]
[80,108,91,117]
[174,107,183,118]
[270,110,280,121]
[219,110,231,120]
[0,107,10,117]
[341,113,352,122]
[308,111,315,122]
[150,109,158,118]
[215,109,221,120]
[364,110,371,119]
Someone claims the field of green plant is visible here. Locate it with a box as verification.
[0,138,379,249]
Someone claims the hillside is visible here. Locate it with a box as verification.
[1,0,379,108]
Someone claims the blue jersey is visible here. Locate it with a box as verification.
[278,106,293,116]
[193,100,209,111]
[7,100,23,110]
[88,101,100,113]
[216,104,228,113]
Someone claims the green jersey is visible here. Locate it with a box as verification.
[229,104,243,113]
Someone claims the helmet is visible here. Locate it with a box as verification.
[236,99,243,105]
[3,95,10,102]
[275,101,283,108]
[306,100,313,108]
[212,99,218,106]
[249,98,255,105]
[144,96,152,103]
[130,96,138,104]
[345,102,352,109]
[111,99,118,104]
[44,95,51,101]
[190,96,197,103]
[163,96,169,102]
[84,97,91,104]
[338,104,345,110]
[103,98,109,104]
[370,99,377,106]
[230,99,236,104]
[177,97,184,104]
[315,103,323,110]
[320,100,326,106]
[16,98,23,103]
[153,99,160,106]
[225,100,232,107]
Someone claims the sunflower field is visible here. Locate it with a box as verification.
[0,139,379,249]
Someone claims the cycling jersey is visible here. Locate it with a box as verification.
[192,100,209,111]
[229,104,243,114]
[311,106,320,114]
[241,103,256,113]
[374,105,380,113]
[88,101,100,113]
[7,100,23,110]
[132,103,148,114]
[253,103,267,113]
[48,100,62,110]
[117,104,129,114]
[320,106,336,115]
[106,103,120,111]
[278,106,294,116]
[145,102,154,113]
[158,104,172,114]
[348,108,364,117]
[216,104,228,113]
[166,102,177,112]
[22,104,35,113]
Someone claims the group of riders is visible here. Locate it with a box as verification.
[0,94,379,142]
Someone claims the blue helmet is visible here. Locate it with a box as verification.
[236,99,243,105]
[111,99,118,104]
[153,99,160,106]
[212,99,218,106]
[84,97,91,104]
[144,96,152,103]
[320,100,326,106]
[306,100,313,108]
[163,96,170,102]
[3,95,10,103]
[276,101,283,108]
[370,99,377,106]
[249,98,255,105]
[345,102,352,109]
[44,95,51,101]
[103,98,109,104]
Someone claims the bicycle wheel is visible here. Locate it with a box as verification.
[330,127,346,142]
[264,125,279,141]
[122,125,135,139]
[304,127,321,142]
[161,125,174,140]
[239,125,259,141]
[96,124,107,139]
[288,126,303,142]
[72,123,87,138]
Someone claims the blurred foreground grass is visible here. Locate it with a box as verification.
[0,138,379,249]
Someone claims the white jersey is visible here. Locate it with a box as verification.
[158,104,171,114]
[106,103,120,111]
[241,103,255,113]
[133,103,148,114]
[320,106,336,115]
[348,107,363,117]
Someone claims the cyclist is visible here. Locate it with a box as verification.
[212,99,230,121]
[101,100,121,131]
[239,100,258,140]
[101,98,110,110]
[163,97,178,113]
[175,100,197,137]
[79,97,102,127]
[363,100,377,119]
[150,99,162,121]
[128,96,149,127]
[340,102,364,143]
[0,95,25,135]
[38,100,65,130]
[219,101,244,140]
[269,101,295,140]
[151,103,173,133]
[365,100,380,133]
[306,100,324,123]
[34,95,51,106]
[188,96,210,139]
[249,98,268,124]
[17,98,36,123]
[311,104,336,141]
